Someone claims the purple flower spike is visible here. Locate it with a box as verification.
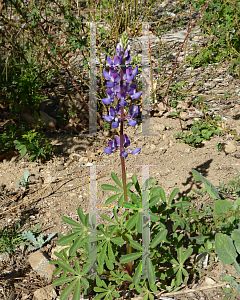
[104,134,141,157]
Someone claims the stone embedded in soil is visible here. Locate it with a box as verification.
[28,250,56,283]
[33,285,57,300]
[223,141,237,154]
[0,252,10,263]
[44,176,56,184]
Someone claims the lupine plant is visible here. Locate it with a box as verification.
[50,32,192,300]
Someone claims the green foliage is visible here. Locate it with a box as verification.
[191,0,240,75]
[52,173,194,299]
[0,222,25,255]
[16,171,29,189]
[169,81,189,105]
[22,225,56,252]
[0,121,55,161]
[13,130,55,161]
[174,117,223,147]
[0,47,48,117]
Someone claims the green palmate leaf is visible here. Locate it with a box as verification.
[69,234,84,256]
[126,213,138,230]
[149,195,160,207]
[81,273,89,290]
[148,261,156,284]
[130,239,142,250]
[62,216,82,228]
[105,255,114,270]
[60,278,78,300]
[112,291,120,298]
[123,202,136,209]
[105,193,121,205]
[73,279,81,300]
[149,211,160,222]
[57,232,81,246]
[74,259,80,275]
[58,261,78,275]
[77,207,86,225]
[94,292,108,300]
[176,268,182,287]
[53,276,77,286]
[120,252,142,263]
[101,184,122,192]
[111,172,123,188]
[118,194,124,207]
[131,193,141,206]
[98,242,107,265]
[108,241,115,262]
[132,174,141,196]
[192,169,221,199]
[53,267,62,276]
[151,229,167,248]
[142,178,150,192]
[111,237,124,244]
[101,214,116,224]
[182,247,193,263]
[133,262,142,285]
[123,274,133,281]
[215,233,237,265]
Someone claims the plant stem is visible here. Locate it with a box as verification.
[120,63,132,277]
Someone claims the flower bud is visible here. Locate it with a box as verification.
[120,31,129,52]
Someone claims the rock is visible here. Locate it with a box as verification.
[28,250,56,283]
[0,252,10,263]
[224,141,237,154]
[179,111,189,121]
[79,157,89,165]
[39,111,57,131]
[44,176,56,184]
[33,285,57,300]
[22,113,36,127]
[204,277,216,285]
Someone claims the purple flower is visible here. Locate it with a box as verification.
[104,134,141,157]
[127,105,140,127]
[102,45,141,107]
[102,104,139,129]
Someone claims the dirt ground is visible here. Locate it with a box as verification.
[2,5,240,300]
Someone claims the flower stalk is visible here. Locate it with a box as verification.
[102,31,142,277]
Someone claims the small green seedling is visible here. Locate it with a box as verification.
[16,171,29,189]
[22,225,56,252]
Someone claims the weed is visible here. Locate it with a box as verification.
[16,171,29,189]
[174,117,223,147]
[0,222,25,255]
